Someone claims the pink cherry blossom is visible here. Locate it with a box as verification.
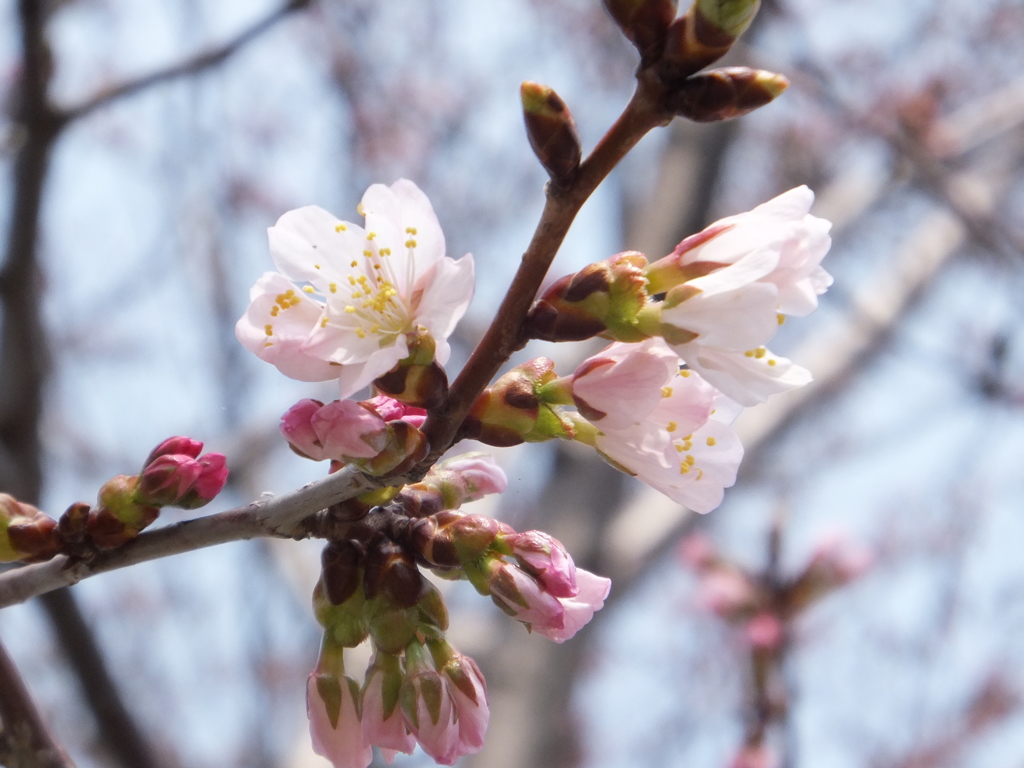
[489,561,566,631]
[280,398,329,460]
[279,399,389,462]
[237,179,475,397]
[571,338,680,430]
[532,568,612,643]
[307,673,373,768]
[364,394,428,428]
[178,453,229,509]
[593,365,744,514]
[506,530,578,598]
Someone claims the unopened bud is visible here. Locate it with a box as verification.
[280,398,327,460]
[525,253,650,343]
[603,0,679,63]
[364,395,427,428]
[176,452,228,509]
[417,581,450,631]
[661,0,760,80]
[668,67,789,123]
[408,453,508,512]
[521,82,582,184]
[356,420,429,476]
[57,502,91,556]
[136,454,203,506]
[321,540,364,606]
[374,360,449,410]
[463,359,574,446]
[410,511,463,568]
[0,495,59,563]
[142,436,203,467]
[88,475,159,549]
[364,538,425,608]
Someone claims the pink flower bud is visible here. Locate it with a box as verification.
[400,644,460,765]
[307,672,372,768]
[696,568,758,620]
[313,400,389,460]
[280,398,328,460]
[436,453,507,502]
[533,568,611,643]
[731,744,778,768]
[440,651,489,756]
[364,395,428,428]
[505,530,578,598]
[136,454,203,506]
[678,531,718,570]
[488,562,566,632]
[142,436,203,467]
[361,655,415,761]
[176,453,229,509]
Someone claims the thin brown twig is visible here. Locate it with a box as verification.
[56,0,312,126]
[0,463,381,608]
[0,636,77,768]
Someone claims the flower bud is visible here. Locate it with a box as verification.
[136,454,203,507]
[307,645,372,768]
[743,611,784,651]
[280,398,327,460]
[175,452,229,509]
[374,360,449,410]
[525,252,650,343]
[433,640,489,755]
[0,494,60,563]
[399,641,460,764]
[321,540,364,606]
[603,0,679,63]
[361,653,416,759]
[521,81,582,184]
[313,400,389,461]
[356,419,429,476]
[405,453,508,514]
[364,395,428,428]
[503,530,578,598]
[667,67,789,123]
[364,537,426,609]
[463,359,574,446]
[142,436,203,467]
[661,0,760,80]
[88,475,160,550]
[365,597,421,655]
[409,510,464,568]
[57,502,91,557]
[417,580,450,632]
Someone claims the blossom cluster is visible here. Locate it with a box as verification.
[230,176,832,766]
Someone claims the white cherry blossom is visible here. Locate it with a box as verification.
[237,179,474,397]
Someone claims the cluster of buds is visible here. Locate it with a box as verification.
[608,0,788,121]
[0,437,228,562]
[280,395,428,476]
[303,454,608,767]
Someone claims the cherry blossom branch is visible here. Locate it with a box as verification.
[0,637,77,768]
[56,0,312,126]
[0,464,382,609]
[422,74,670,461]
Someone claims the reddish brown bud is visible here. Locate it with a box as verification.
[410,511,463,568]
[364,538,425,609]
[668,67,789,122]
[521,82,582,183]
[57,502,91,553]
[321,540,364,606]
[661,0,760,80]
[373,361,449,410]
[6,515,60,564]
[603,0,679,63]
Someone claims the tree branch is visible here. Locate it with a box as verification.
[0,636,77,768]
[0,464,382,609]
[56,0,312,126]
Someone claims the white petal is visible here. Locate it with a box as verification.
[681,346,812,406]
[413,254,475,346]
[663,281,779,350]
[335,343,410,399]
[269,206,364,287]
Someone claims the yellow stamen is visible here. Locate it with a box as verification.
[264,325,273,336]
[706,437,717,446]
[335,223,347,232]
[661,386,673,398]
[768,359,777,366]
[302,286,315,294]
[777,314,785,325]
[666,421,677,433]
